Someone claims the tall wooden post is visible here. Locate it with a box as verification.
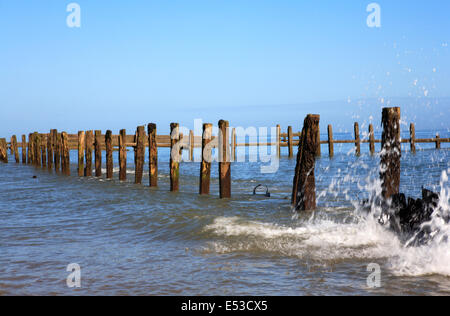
[27,133,32,164]
[276,125,281,158]
[148,124,157,187]
[436,134,441,149]
[199,123,212,195]
[189,130,194,162]
[135,126,145,184]
[47,131,53,170]
[170,123,180,192]
[105,130,113,179]
[78,131,85,177]
[34,133,41,167]
[287,126,294,158]
[219,120,231,198]
[354,122,361,156]
[292,114,320,211]
[0,138,7,163]
[316,124,321,157]
[41,136,47,168]
[11,136,19,163]
[54,131,61,172]
[369,124,375,155]
[94,130,102,177]
[85,130,93,176]
[61,132,70,176]
[409,123,416,153]
[327,124,334,158]
[22,135,27,164]
[119,129,127,181]
[380,107,401,200]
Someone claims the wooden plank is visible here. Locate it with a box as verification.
[119,129,127,181]
[199,123,212,195]
[85,130,93,176]
[327,124,334,158]
[170,123,180,192]
[78,131,85,177]
[105,130,113,179]
[148,124,158,187]
[219,120,231,198]
[94,130,102,177]
[135,126,145,184]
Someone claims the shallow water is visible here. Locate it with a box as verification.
[0,134,449,296]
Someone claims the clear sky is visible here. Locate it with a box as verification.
[0,0,449,137]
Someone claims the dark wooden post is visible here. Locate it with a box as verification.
[105,130,113,179]
[85,130,93,176]
[380,107,401,200]
[199,123,212,195]
[11,136,19,163]
[170,123,180,192]
[27,133,32,164]
[135,126,145,184]
[47,131,53,170]
[61,132,70,176]
[41,136,47,168]
[0,138,7,163]
[78,131,85,177]
[292,114,320,211]
[369,124,375,155]
[54,131,61,172]
[189,130,194,162]
[34,133,41,167]
[119,129,127,181]
[276,125,281,158]
[94,130,102,177]
[327,124,334,158]
[316,124,321,157]
[409,123,416,153]
[436,134,441,149]
[148,124,157,187]
[22,135,27,164]
[287,126,294,158]
[354,122,361,156]
[219,120,231,198]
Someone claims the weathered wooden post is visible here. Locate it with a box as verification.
[11,136,19,163]
[287,126,294,158]
[219,120,231,198]
[78,131,85,177]
[148,124,157,187]
[34,133,41,167]
[436,134,441,149]
[54,130,61,172]
[105,130,113,179]
[0,138,8,163]
[135,126,145,184]
[170,123,180,192]
[61,132,70,176]
[380,107,401,200]
[27,133,33,164]
[354,122,361,156]
[189,130,195,162]
[409,123,416,153]
[41,136,47,168]
[276,124,281,158]
[118,129,127,181]
[292,114,320,211]
[316,124,321,157]
[369,124,375,155]
[22,135,27,164]
[85,130,93,176]
[47,131,53,170]
[327,124,334,158]
[199,123,212,195]
[94,130,102,177]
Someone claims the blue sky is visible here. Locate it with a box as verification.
[0,0,449,136]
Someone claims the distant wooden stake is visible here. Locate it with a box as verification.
[288,126,294,158]
[54,131,61,172]
[119,129,127,181]
[0,138,7,163]
[105,130,113,179]
[199,123,212,195]
[47,131,53,169]
[369,124,375,155]
[94,130,102,177]
[148,124,157,187]
[61,132,70,176]
[276,125,281,158]
[41,136,47,168]
[11,135,19,163]
[27,133,32,164]
[34,133,41,167]
[170,123,180,192]
[189,130,194,162]
[21,135,27,164]
[292,114,320,211]
[231,128,236,162]
[327,124,334,158]
[219,120,231,198]
[410,123,416,153]
[354,122,361,156]
[78,131,85,177]
[135,126,145,184]
[436,134,441,149]
[380,107,401,200]
[85,130,93,176]
[316,124,321,157]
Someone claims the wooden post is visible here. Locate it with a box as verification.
[189,130,194,162]
[327,124,334,158]
[148,124,157,187]
[78,131,85,177]
[219,120,231,198]
[436,134,441,149]
[316,124,321,157]
[34,133,41,167]
[170,123,180,192]
[292,115,320,211]
[0,138,7,163]
[354,122,361,156]
[47,131,53,170]
[27,133,32,164]
[199,123,212,195]
[21,135,27,164]
[61,132,70,176]
[287,126,294,158]
[54,131,61,172]
[369,124,375,155]
[105,130,113,179]
[135,126,145,184]
[119,129,127,181]
[41,136,47,168]
[9,136,14,155]
[380,107,401,200]
[94,130,102,177]
[410,123,416,153]
[11,136,19,163]
[231,128,236,162]
[85,130,93,176]
[276,125,281,158]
